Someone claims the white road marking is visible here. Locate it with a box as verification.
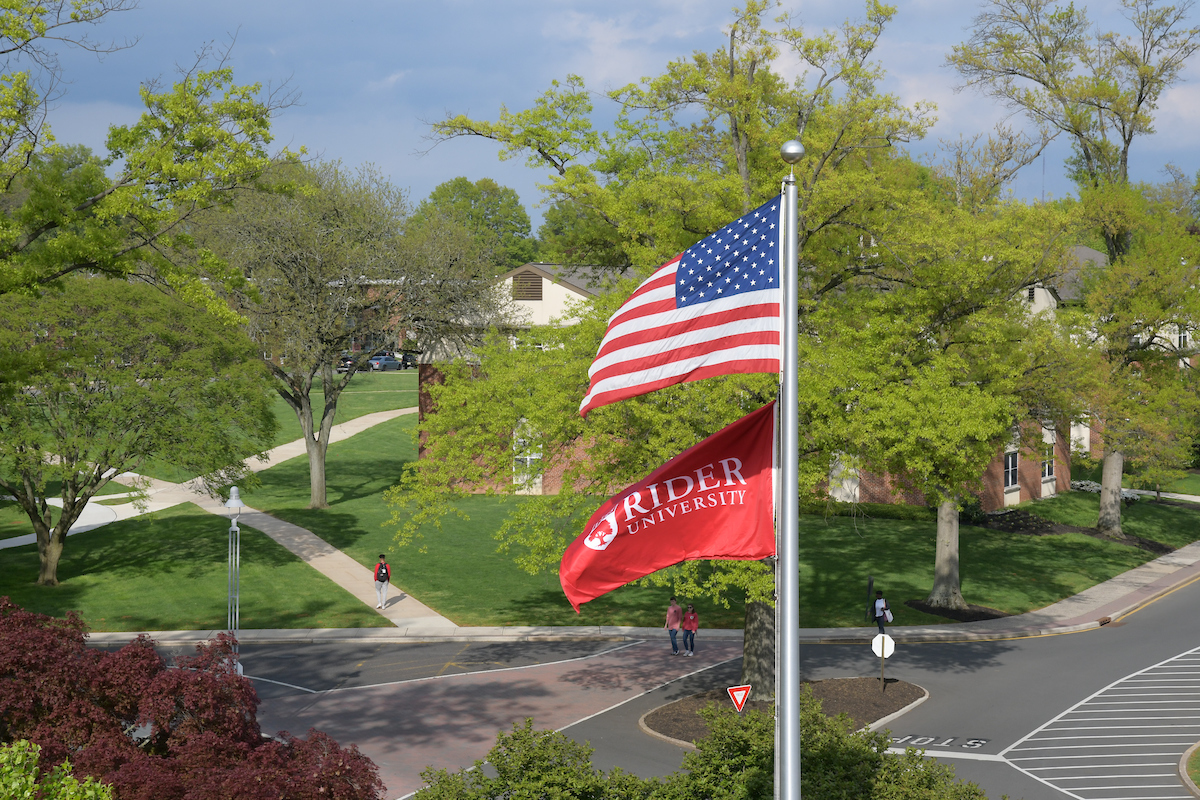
[998,644,1200,799]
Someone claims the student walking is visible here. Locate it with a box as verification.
[374,555,391,609]
[664,597,683,655]
[681,603,699,656]
[873,590,890,634]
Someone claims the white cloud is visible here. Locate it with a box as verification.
[365,70,409,92]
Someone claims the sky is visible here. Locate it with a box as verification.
[43,0,1200,230]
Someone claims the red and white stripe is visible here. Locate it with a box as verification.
[578,256,781,417]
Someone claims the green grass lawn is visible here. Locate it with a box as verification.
[1027,491,1200,549]
[1162,471,1200,496]
[796,514,1152,627]
[241,414,1180,629]
[0,503,391,632]
[241,415,748,629]
[138,371,419,482]
[2,480,132,540]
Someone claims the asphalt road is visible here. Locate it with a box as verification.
[811,573,1200,799]
[115,574,1200,799]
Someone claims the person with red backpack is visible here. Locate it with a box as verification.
[374,555,391,609]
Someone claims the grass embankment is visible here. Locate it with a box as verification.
[244,414,1197,629]
[0,503,391,631]
[139,370,419,482]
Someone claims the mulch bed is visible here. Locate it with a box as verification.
[903,599,1010,623]
[643,679,925,745]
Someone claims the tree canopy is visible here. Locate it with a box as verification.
[0,277,277,585]
[950,0,1200,537]
[0,599,384,800]
[0,1,287,305]
[414,176,537,273]
[389,2,1089,696]
[197,160,512,508]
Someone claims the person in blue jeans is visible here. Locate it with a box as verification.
[681,603,699,656]
[664,597,682,654]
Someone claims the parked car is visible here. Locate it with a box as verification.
[335,355,356,373]
[369,354,402,371]
[399,351,418,370]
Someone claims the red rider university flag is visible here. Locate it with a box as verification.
[559,402,777,611]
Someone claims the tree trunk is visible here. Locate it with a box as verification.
[741,600,775,697]
[306,435,329,509]
[36,526,64,587]
[1097,450,1124,538]
[925,499,967,610]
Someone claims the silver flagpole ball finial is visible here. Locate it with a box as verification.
[780,140,804,164]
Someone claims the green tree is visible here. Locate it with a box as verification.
[410,0,934,690]
[0,277,277,585]
[0,741,113,800]
[199,161,510,508]
[949,0,1200,537]
[415,176,537,272]
[0,2,285,303]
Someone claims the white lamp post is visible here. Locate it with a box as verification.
[225,486,243,675]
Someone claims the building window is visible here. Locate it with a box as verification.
[512,271,543,301]
[1042,446,1054,479]
[1004,452,1018,488]
[513,420,542,488]
[1180,328,1189,351]
[1027,286,1036,302]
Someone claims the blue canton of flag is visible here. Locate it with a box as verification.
[676,202,779,307]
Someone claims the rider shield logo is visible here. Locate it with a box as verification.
[583,509,619,551]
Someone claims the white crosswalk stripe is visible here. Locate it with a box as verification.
[1000,645,1200,798]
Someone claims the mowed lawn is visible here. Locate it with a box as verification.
[0,503,391,632]
[243,414,1185,629]
[139,370,419,482]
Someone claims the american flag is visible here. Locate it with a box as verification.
[579,196,782,417]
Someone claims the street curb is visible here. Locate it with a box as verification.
[865,683,930,732]
[637,710,698,751]
[1180,741,1200,798]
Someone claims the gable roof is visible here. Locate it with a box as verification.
[497,263,635,297]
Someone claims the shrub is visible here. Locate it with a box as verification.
[0,740,113,800]
[0,597,384,800]
[413,690,990,799]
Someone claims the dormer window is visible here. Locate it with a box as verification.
[1027,286,1036,302]
[512,271,543,301]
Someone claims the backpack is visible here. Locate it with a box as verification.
[377,563,389,581]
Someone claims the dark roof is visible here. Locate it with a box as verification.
[498,263,635,297]
[1051,245,1107,304]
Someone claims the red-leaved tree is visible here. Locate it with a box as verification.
[0,598,383,800]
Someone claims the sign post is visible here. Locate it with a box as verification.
[871,633,895,693]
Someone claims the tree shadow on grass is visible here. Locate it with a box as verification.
[0,504,380,628]
[796,516,1148,626]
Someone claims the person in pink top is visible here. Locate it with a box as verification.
[681,603,699,656]
[664,596,683,655]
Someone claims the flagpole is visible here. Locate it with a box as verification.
[778,140,804,800]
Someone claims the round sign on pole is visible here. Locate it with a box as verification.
[871,633,895,659]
